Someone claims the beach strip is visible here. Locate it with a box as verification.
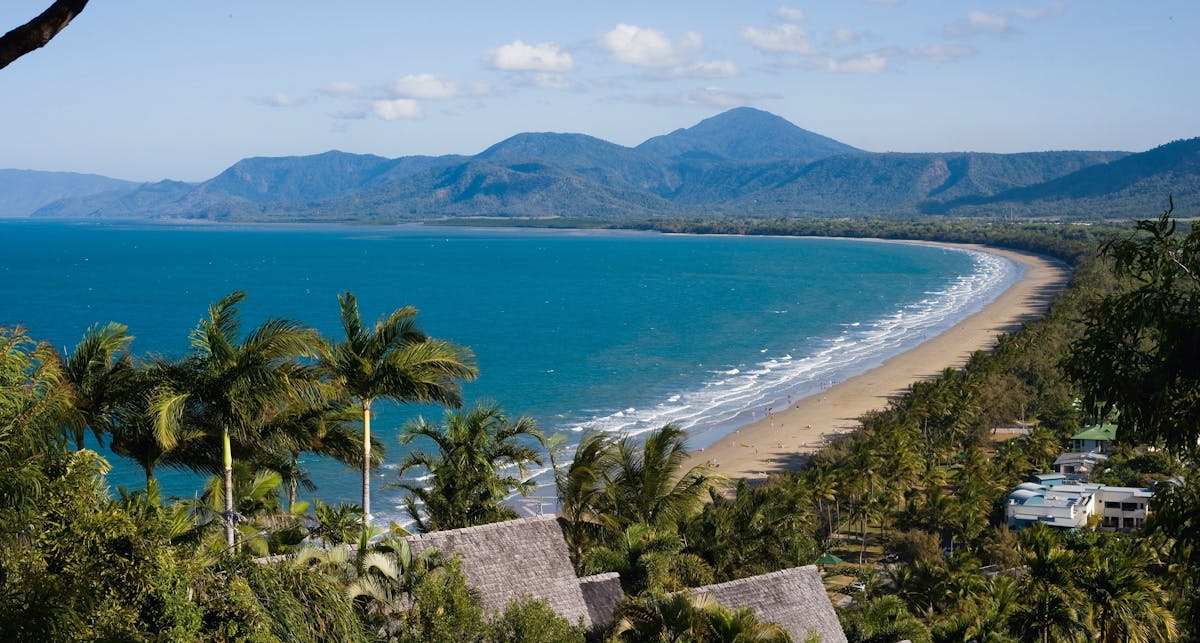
[687,242,1071,480]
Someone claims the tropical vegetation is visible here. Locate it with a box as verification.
[0,209,1198,640]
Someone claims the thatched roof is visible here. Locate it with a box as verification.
[406,515,594,627]
[690,565,846,643]
[579,572,624,629]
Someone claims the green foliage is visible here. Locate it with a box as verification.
[397,401,546,532]
[556,424,724,575]
[1091,446,1183,488]
[839,595,931,643]
[488,598,586,643]
[322,290,477,521]
[0,450,203,641]
[1066,203,1200,455]
[0,327,73,531]
[398,558,488,643]
[59,321,133,451]
[682,477,818,582]
[581,523,713,596]
[311,499,366,545]
[610,591,790,642]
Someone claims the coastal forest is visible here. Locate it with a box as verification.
[1,209,1198,642]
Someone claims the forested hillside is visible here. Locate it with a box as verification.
[14,108,1197,222]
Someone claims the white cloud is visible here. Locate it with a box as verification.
[370,99,423,120]
[387,74,461,100]
[741,23,819,55]
[825,53,887,74]
[663,60,739,79]
[946,2,1065,38]
[829,27,863,47]
[321,81,360,97]
[774,6,806,23]
[600,24,702,68]
[259,92,305,108]
[641,86,781,108]
[902,43,976,63]
[533,73,573,90]
[484,40,573,72]
[1015,2,1066,21]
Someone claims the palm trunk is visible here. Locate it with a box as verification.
[223,428,236,548]
[362,400,372,525]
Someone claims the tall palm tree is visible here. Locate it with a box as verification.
[838,595,932,643]
[60,321,133,450]
[108,359,203,485]
[1076,545,1177,642]
[601,423,724,531]
[612,591,790,642]
[580,522,713,595]
[554,431,616,563]
[1009,582,1089,643]
[154,291,322,547]
[321,292,477,525]
[0,327,76,531]
[258,397,375,510]
[396,401,544,532]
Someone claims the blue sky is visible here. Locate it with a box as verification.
[1,1,1196,182]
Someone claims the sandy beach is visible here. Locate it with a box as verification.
[687,242,1071,480]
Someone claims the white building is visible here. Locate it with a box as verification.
[1051,451,1108,482]
[1005,479,1097,529]
[1005,475,1153,532]
[1095,486,1152,531]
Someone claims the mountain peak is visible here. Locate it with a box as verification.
[636,107,861,163]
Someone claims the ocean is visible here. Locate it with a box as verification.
[0,221,1020,524]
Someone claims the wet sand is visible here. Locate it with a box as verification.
[687,242,1071,480]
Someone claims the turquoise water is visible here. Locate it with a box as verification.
[0,221,1019,524]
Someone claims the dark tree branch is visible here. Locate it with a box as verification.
[0,0,89,71]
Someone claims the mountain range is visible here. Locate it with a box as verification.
[5,107,1198,221]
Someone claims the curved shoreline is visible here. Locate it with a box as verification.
[686,242,1071,480]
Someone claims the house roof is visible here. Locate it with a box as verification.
[579,573,624,629]
[690,566,847,643]
[1054,451,1109,467]
[406,515,594,627]
[1071,424,1117,442]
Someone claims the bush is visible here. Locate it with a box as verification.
[488,598,585,643]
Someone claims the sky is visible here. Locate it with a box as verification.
[0,1,1196,182]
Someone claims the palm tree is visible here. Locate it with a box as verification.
[396,401,544,532]
[258,397,375,510]
[154,290,322,547]
[1009,582,1089,643]
[581,522,713,595]
[0,327,76,531]
[612,591,791,642]
[321,292,477,525]
[1076,545,1177,642]
[1011,523,1089,643]
[611,591,714,642]
[294,529,444,639]
[60,321,133,450]
[704,604,791,642]
[601,423,724,531]
[838,595,932,643]
[554,431,616,564]
[107,360,201,484]
[683,478,816,583]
